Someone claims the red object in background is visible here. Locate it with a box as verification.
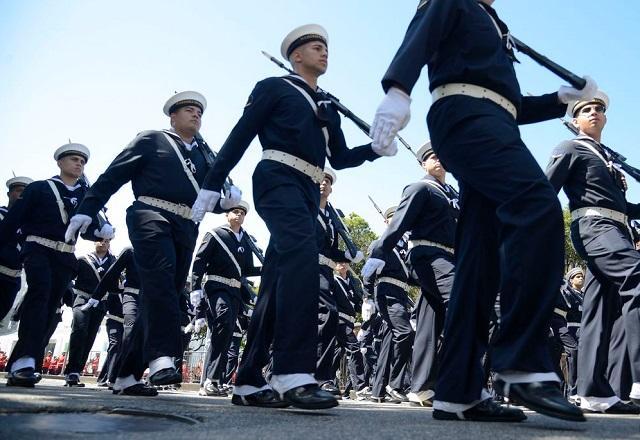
[0,352,7,370]
[42,353,53,372]
[91,356,99,376]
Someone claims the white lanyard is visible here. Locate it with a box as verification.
[211,230,242,277]
[162,132,200,195]
[46,180,69,224]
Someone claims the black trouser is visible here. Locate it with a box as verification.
[0,274,20,322]
[316,268,339,383]
[431,98,563,404]
[125,206,196,377]
[64,296,106,375]
[7,244,76,372]
[371,285,413,397]
[235,182,319,388]
[200,288,240,385]
[409,248,454,394]
[331,321,366,391]
[111,292,144,381]
[572,217,640,398]
[566,324,580,396]
[224,334,243,384]
[97,318,123,384]
[549,315,578,395]
[37,311,63,372]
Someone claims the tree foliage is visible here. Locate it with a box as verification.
[563,207,583,270]
[342,212,379,274]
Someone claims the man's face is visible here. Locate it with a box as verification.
[171,105,202,135]
[291,41,328,76]
[335,262,349,277]
[573,103,607,137]
[226,208,246,228]
[57,155,86,179]
[422,154,446,180]
[95,239,110,253]
[320,176,333,199]
[571,273,584,290]
[7,184,26,205]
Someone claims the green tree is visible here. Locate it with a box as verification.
[342,212,379,274]
[563,207,583,270]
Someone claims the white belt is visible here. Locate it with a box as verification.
[567,322,581,328]
[432,83,517,119]
[339,312,356,323]
[233,332,243,338]
[123,287,140,295]
[570,207,628,225]
[378,276,410,292]
[319,254,337,269]
[105,313,124,324]
[409,239,454,255]
[554,308,568,318]
[137,196,192,220]
[26,235,75,253]
[203,274,241,289]
[0,264,21,278]
[262,150,324,184]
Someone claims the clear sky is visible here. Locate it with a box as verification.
[1,0,639,256]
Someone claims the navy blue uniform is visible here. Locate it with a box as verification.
[546,134,640,401]
[191,226,260,386]
[64,252,115,376]
[201,74,380,389]
[0,206,22,321]
[0,177,102,372]
[77,130,218,380]
[382,0,567,405]
[561,283,583,396]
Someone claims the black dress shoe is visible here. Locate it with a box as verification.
[231,389,290,408]
[198,381,227,397]
[320,382,341,396]
[496,380,585,422]
[369,394,402,404]
[148,368,182,386]
[601,401,640,415]
[433,398,527,422]
[65,374,85,387]
[114,383,158,397]
[6,368,38,387]
[283,384,339,410]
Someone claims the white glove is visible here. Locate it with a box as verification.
[190,290,203,307]
[183,323,194,334]
[194,318,206,332]
[373,138,398,157]
[219,185,242,210]
[80,298,100,311]
[191,190,221,222]
[360,347,367,355]
[558,76,597,104]
[65,214,92,243]
[345,249,364,264]
[95,223,115,240]
[361,299,375,322]
[370,87,411,151]
[362,257,386,279]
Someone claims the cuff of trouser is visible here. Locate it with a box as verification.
[579,395,621,412]
[494,371,560,384]
[433,388,492,413]
[113,374,141,391]
[149,356,174,376]
[233,384,272,396]
[630,382,640,399]
[11,356,35,372]
[272,348,316,375]
[270,373,316,395]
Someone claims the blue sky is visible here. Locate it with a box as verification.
[1,0,638,254]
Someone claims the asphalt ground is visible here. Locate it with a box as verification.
[0,377,638,440]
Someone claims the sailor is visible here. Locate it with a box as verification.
[63,91,241,395]
[190,200,261,397]
[0,176,33,321]
[63,238,116,387]
[370,0,595,422]
[0,143,113,386]
[191,24,392,409]
[562,267,585,400]
[546,91,640,414]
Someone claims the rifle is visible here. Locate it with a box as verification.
[261,51,419,161]
[367,195,386,221]
[194,132,233,193]
[245,233,265,265]
[326,202,359,258]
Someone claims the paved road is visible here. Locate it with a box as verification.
[1,378,638,439]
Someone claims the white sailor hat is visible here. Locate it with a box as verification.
[570,90,609,117]
[6,176,33,190]
[281,24,329,59]
[323,167,337,184]
[416,141,435,162]
[53,143,90,162]
[163,91,207,116]
[384,206,397,220]
[565,267,584,280]
[226,199,250,214]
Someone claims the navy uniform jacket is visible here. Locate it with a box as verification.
[202,74,380,203]
[371,176,459,260]
[366,235,411,305]
[0,177,102,267]
[74,252,116,297]
[191,226,261,302]
[382,0,566,125]
[318,207,350,266]
[546,135,640,218]
[347,273,365,313]
[0,206,21,273]
[560,284,584,326]
[93,247,139,300]
[334,275,357,319]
